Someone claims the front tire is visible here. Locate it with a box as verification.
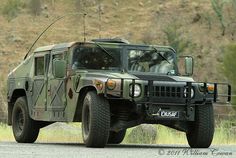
[82,91,110,147]
[108,130,126,144]
[186,103,214,148]
[12,97,39,143]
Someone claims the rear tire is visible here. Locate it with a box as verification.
[186,102,214,148]
[108,130,126,144]
[82,91,110,147]
[12,97,39,143]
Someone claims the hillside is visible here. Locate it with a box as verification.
[0,0,236,112]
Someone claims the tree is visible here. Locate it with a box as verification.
[211,0,226,36]
[163,22,192,55]
[222,44,236,107]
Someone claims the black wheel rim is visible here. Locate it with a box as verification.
[15,107,25,136]
[83,104,90,140]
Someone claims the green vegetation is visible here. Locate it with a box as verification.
[1,0,43,19]
[0,123,14,142]
[124,125,187,145]
[163,21,192,55]
[211,0,226,36]
[202,12,213,30]
[222,44,236,108]
[0,0,234,84]
[211,0,236,36]
[29,0,42,16]
[1,78,7,97]
[2,0,23,21]
[233,0,236,10]
[1,122,236,144]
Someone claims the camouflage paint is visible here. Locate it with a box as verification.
[7,40,230,123]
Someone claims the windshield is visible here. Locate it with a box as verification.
[72,44,121,70]
[127,48,177,75]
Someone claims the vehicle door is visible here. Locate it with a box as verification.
[32,52,50,117]
[47,49,67,117]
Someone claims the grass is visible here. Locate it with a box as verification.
[1,121,236,145]
[0,123,14,142]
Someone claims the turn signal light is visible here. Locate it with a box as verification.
[207,85,214,92]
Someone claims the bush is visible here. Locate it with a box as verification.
[163,22,192,55]
[2,0,23,20]
[211,0,226,36]
[202,12,213,30]
[222,44,236,108]
[232,0,236,10]
[29,0,42,16]
[126,124,157,144]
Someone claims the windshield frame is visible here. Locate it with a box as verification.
[69,42,179,75]
[123,45,179,75]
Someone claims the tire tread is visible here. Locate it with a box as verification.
[187,103,214,148]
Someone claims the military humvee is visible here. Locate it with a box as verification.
[7,38,231,148]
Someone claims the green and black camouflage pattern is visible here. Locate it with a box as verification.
[7,40,230,125]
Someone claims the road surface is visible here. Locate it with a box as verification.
[0,142,235,158]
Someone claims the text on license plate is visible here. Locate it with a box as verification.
[160,111,179,118]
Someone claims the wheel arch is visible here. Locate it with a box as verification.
[8,89,27,125]
[73,86,98,122]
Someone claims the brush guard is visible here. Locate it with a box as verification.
[104,78,231,121]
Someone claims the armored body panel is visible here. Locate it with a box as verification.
[7,39,231,148]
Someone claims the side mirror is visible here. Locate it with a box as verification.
[185,56,193,76]
[53,59,66,78]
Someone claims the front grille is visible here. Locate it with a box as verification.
[145,85,182,98]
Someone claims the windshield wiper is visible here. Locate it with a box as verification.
[151,47,170,64]
[92,42,126,72]
[93,42,116,61]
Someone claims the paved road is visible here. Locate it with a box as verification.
[0,142,235,158]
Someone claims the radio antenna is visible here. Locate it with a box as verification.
[98,0,102,39]
[83,13,87,42]
[24,12,85,60]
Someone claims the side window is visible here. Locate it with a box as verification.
[52,53,64,70]
[35,56,45,76]
[53,53,64,60]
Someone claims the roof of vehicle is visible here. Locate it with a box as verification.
[34,42,78,52]
[33,39,129,53]
[33,39,176,53]
[91,38,130,44]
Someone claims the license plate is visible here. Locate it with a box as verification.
[159,110,179,118]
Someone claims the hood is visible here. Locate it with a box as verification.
[131,73,194,82]
[77,70,194,82]
[76,70,139,80]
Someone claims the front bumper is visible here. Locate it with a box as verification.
[104,78,231,121]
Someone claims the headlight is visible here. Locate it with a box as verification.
[106,79,116,90]
[183,87,194,98]
[129,84,141,97]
